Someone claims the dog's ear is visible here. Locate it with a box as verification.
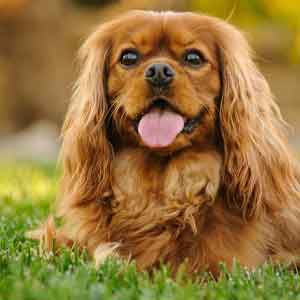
[58,23,115,246]
[214,19,298,218]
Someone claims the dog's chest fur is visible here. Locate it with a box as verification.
[107,147,269,275]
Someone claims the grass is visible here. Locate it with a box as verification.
[2,162,300,300]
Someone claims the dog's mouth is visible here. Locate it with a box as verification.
[133,98,205,148]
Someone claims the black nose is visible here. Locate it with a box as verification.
[144,63,175,87]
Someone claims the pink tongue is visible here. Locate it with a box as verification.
[138,109,184,148]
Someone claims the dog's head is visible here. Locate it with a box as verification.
[106,12,221,152]
[70,11,225,155]
[61,11,293,218]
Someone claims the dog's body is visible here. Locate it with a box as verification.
[32,11,300,277]
[105,147,267,276]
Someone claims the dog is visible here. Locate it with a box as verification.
[29,10,300,277]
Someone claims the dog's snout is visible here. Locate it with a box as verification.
[144,63,175,87]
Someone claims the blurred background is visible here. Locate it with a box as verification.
[0,0,299,161]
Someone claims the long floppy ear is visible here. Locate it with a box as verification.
[214,19,299,218]
[58,25,114,249]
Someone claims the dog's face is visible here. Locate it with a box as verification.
[106,12,221,152]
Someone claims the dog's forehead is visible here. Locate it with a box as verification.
[112,12,217,51]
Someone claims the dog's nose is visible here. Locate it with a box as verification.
[144,63,175,87]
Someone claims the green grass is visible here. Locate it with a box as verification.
[2,162,300,300]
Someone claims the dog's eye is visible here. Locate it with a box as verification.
[184,50,205,67]
[120,50,139,67]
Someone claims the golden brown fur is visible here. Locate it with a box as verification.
[30,11,300,277]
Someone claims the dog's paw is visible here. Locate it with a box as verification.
[94,242,120,269]
[164,151,221,205]
[26,216,74,254]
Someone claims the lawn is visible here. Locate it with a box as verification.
[1,162,300,300]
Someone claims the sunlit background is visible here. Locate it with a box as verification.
[0,0,299,161]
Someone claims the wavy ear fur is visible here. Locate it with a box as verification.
[58,24,115,249]
[212,19,300,218]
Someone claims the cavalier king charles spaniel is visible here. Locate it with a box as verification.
[30,10,300,277]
